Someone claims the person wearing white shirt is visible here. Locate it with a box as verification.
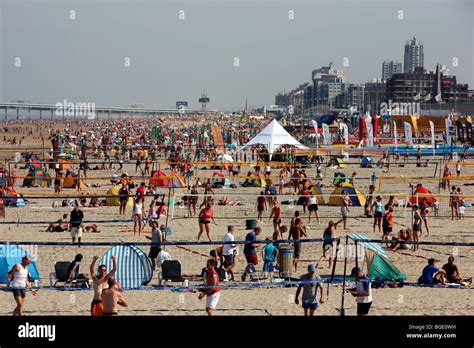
[222,226,237,281]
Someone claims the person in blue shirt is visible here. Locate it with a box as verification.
[419,258,444,285]
[261,238,278,274]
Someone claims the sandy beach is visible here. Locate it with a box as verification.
[0,121,472,316]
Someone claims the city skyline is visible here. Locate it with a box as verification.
[1,0,472,109]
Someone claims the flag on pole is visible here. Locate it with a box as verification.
[322,123,331,146]
[413,93,421,101]
[435,93,442,102]
[404,122,413,146]
[366,122,374,147]
[393,122,398,147]
[339,122,349,145]
[445,118,451,146]
[424,93,431,101]
[312,120,319,148]
[429,121,435,149]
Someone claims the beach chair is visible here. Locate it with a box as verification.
[49,261,90,288]
[158,260,186,286]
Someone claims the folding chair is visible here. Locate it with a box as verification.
[158,260,186,286]
[49,261,90,288]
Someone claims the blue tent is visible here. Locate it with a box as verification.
[0,244,40,284]
[360,156,377,168]
[99,245,153,289]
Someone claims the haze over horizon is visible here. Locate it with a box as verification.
[1,0,472,110]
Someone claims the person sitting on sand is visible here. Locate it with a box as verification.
[88,195,100,207]
[418,258,446,285]
[441,256,462,284]
[388,229,411,250]
[45,214,69,232]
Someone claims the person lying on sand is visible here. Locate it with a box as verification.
[84,224,100,233]
[44,214,69,232]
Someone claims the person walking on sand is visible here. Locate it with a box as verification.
[198,259,220,316]
[295,264,324,316]
[145,220,163,270]
[197,203,217,241]
[101,277,128,315]
[222,225,237,281]
[7,256,37,316]
[316,221,336,269]
[90,255,117,316]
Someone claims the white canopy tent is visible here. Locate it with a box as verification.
[240,119,307,156]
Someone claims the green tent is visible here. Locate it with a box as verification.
[327,156,346,168]
[365,249,406,282]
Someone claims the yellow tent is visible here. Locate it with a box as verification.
[105,185,133,207]
[328,183,366,207]
[310,184,325,205]
[63,170,87,189]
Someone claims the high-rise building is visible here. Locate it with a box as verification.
[404,36,424,73]
[386,65,469,103]
[365,80,386,114]
[382,60,402,80]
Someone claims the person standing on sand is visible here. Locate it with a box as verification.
[7,256,37,316]
[118,183,130,215]
[291,218,307,272]
[412,205,422,252]
[89,255,117,316]
[268,200,281,235]
[197,203,217,241]
[336,190,351,230]
[132,198,144,235]
[70,203,84,245]
[101,277,128,316]
[54,171,63,194]
[198,259,220,316]
[295,264,324,316]
[348,267,373,316]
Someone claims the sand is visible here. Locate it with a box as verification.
[0,125,473,316]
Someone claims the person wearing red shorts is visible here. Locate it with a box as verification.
[244,227,261,265]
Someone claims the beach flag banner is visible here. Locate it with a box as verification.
[322,123,330,146]
[339,122,349,145]
[366,122,374,147]
[312,120,319,148]
[435,93,442,103]
[393,122,397,147]
[445,118,451,146]
[429,121,435,149]
[404,122,413,146]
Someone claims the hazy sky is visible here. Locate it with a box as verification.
[1,0,472,110]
